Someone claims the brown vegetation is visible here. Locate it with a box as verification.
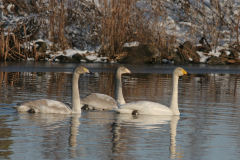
[98,0,171,58]
[0,0,100,61]
[0,0,240,62]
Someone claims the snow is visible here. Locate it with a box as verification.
[50,47,108,62]
[54,58,59,62]
[56,49,88,57]
[35,39,45,42]
[162,59,173,64]
[123,41,139,47]
[44,39,53,50]
[26,37,235,63]
[197,46,231,62]
[197,51,209,63]
[7,4,14,13]
[85,55,99,62]
[208,47,222,57]
[162,59,168,63]
[27,58,35,61]
[80,59,87,62]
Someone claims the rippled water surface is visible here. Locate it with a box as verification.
[1,62,240,160]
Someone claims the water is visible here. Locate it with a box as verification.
[1,62,240,160]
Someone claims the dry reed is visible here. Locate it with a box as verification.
[0,0,239,61]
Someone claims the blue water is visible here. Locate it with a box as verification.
[1,62,240,160]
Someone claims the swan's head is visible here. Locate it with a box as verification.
[173,67,190,76]
[74,65,90,74]
[116,65,131,75]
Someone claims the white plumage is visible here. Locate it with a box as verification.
[81,66,131,110]
[81,93,118,110]
[115,101,174,115]
[114,67,190,116]
[14,65,90,114]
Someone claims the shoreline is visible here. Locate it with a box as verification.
[1,61,240,74]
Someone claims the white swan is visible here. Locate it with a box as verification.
[13,65,90,114]
[114,67,190,115]
[81,65,131,110]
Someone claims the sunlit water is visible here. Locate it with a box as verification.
[1,62,240,159]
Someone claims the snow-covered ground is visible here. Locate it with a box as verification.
[32,39,235,63]
[21,38,238,63]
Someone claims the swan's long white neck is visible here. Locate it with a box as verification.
[170,74,180,115]
[115,72,125,106]
[71,72,81,113]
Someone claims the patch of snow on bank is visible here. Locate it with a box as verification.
[35,39,45,42]
[124,41,139,47]
[85,55,101,62]
[65,49,88,57]
[53,48,95,57]
[226,51,230,55]
[197,46,226,62]
[7,4,14,13]
[27,58,35,61]
[86,54,108,63]
[208,46,224,57]
[50,48,108,63]
[44,39,53,50]
[197,51,208,63]
[162,59,173,64]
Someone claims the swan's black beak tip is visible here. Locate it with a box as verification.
[88,71,94,74]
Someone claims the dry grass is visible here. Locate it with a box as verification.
[174,0,240,48]
[0,0,239,61]
[0,0,99,60]
[98,0,173,58]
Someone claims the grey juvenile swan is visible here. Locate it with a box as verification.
[81,65,131,110]
[114,67,190,116]
[14,65,90,114]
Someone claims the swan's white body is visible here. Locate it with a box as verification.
[114,101,174,115]
[81,66,131,110]
[15,99,74,114]
[114,67,189,116]
[81,93,118,110]
[14,65,89,114]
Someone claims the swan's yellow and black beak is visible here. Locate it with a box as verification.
[125,68,131,74]
[87,70,94,74]
[82,66,94,74]
[83,67,90,73]
[182,69,191,75]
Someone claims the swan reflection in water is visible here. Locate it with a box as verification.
[111,114,182,159]
[17,113,81,159]
[68,114,81,158]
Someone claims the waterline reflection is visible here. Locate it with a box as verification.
[10,113,81,159]
[69,114,81,158]
[111,114,182,159]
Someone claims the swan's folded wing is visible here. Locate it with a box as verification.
[14,99,72,114]
[81,93,118,110]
